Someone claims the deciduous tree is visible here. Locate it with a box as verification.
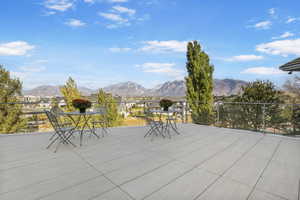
[96,89,122,127]
[60,77,81,112]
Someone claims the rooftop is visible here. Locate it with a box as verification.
[0,124,299,200]
[279,57,300,72]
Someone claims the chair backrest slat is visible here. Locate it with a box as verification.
[45,110,62,132]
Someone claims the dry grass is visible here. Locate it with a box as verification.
[122,117,147,126]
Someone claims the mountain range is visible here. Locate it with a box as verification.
[23,79,248,97]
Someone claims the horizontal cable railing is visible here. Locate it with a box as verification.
[0,100,299,136]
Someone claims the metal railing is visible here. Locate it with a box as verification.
[213,102,300,135]
[0,100,299,136]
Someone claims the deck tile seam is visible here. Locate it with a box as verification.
[140,134,248,200]
[0,161,97,196]
[0,149,79,172]
[298,179,300,200]
[191,135,265,200]
[162,134,238,161]
[73,133,201,167]
[75,130,197,156]
[173,134,244,165]
[87,130,226,171]
[35,174,105,200]
[70,146,137,200]
[246,139,283,200]
[202,170,289,200]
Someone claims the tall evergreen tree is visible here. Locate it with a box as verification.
[0,65,27,133]
[96,89,122,127]
[185,41,214,124]
[60,77,81,112]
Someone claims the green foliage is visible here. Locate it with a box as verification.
[233,80,282,131]
[0,65,27,133]
[185,41,214,125]
[60,77,81,112]
[96,89,122,127]
[50,97,59,109]
[283,75,300,101]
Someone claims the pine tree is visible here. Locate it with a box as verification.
[0,65,27,133]
[96,89,122,127]
[185,41,214,125]
[60,77,81,112]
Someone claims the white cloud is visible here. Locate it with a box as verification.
[83,0,95,3]
[20,65,46,73]
[286,17,299,24]
[65,19,86,27]
[0,41,35,56]
[44,0,74,12]
[272,32,294,40]
[10,71,29,80]
[43,11,56,16]
[225,55,264,62]
[139,40,188,53]
[256,38,300,57]
[108,0,128,2]
[99,12,128,23]
[109,47,131,52]
[269,8,275,16]
[252,21,272,30]
[241,67,285,75]
[112,5,135,16]
[137,62,184,78]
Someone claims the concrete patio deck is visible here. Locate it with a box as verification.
[0,124,299,200]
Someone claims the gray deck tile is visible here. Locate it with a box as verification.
[40,175,115,200]
[0,124,299,200]
[196,177,252,200]
[91,188,133,200]
[248,189,288,200]
[105,153,172,185]
[223,155,269,187]
[0,167,101,200]
[120,160,191,200]
[144,168,219,200]
[255,160,300,200]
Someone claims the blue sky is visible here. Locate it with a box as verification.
[1,0,300,89]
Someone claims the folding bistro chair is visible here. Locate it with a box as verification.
[45,110,77,152]
[91,107,109,137]
[48,107,73,141]
[144,111,164,139]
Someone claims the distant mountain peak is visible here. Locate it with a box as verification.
[23,79,247,97]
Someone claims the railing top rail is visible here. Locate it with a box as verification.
[216,101,300,106]
[1,100,300,106]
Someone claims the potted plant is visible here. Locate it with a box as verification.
[159,99,173,111]
[72,98,92,113]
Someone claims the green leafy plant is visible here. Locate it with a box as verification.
[159,99,173,111]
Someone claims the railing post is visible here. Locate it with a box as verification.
[262,103,266,134]
[185,101,188,123]
[216,102,220,126]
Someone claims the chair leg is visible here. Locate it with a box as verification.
[46,135,59,149]
[49,132,57,141]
